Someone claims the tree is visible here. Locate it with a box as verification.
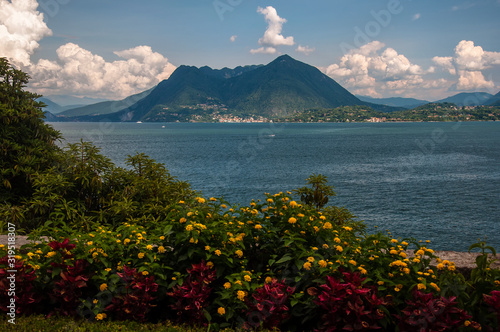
[0,57,61,203]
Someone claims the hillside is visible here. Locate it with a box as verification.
[435,92,493,106]
[486,91,500,106]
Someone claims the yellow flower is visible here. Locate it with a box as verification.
[289,201,298,208]
[399,252,407,258]
[159,236,165,240]
[93,299,98,304]
[390,250,398,255]
[430,282,440,292]
[343,226,353,231]
[196,197,206,204]
[206,261,214,268]
[46,251,57,258]
[218,307,226,315]
[221,204,227,209]
[416,249,425,256]
[105,268,111,272]
[288,217,297,224]
[224,282,231,289]
[215,249,221,256]
[391,239,398,244]
[401,241,409,246]
[95,313,106,321]
[158,246,166,253]
[265,277,272,283]
[403,268,410,274]
[124,239,130,245]
[358,267,367,274]
[323,222,333,229]
[185,225,194,231]
[464,320,471,327]
[87,241,93,246]
[92,252,99,259]
[142,271,149,276]
[205,246,211,251]
[235,250,243,258]
[417,283,426,290]
[100,283,108,292]
[179,200,185,204]
[413,258,421,263]
[307,256,315,263]
[237,290,246,301]
[254,224,262,230]
[437,263,445,270]
[334,237,341,243]
[244,275,251,282]
[138,253,145,259]
[297,213,305,218]
[336,245,343,252]
[322,244,329,249]
[235,280,242,286]
[317,260,327,268]
[179,217,187,223]
[348,260,357,266]
[448,265,456,271]
[377,281,384,285]
[210,197,217,201]
[146,245,153,251]
[312,247,318,251]
[303,262,312,270]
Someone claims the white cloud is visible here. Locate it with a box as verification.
[323,41,433,97]
[0,0,52,66]
[29,43,176,99]
[0,0,176,99]
[250,6,294,54]
[230,35,237,42]
[296,45,315,55]
[433,40,500,91]
[412,13,421,21]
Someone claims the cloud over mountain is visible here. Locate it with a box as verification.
[433,40,500,91]
[322,41,434,97]
[250,6,294,54]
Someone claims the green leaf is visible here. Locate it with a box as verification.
[276,255,293,264]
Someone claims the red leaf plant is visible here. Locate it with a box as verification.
[49,258,91,317]
[244,278,295,330]
[105,266,159,322]
[0,256,40,315]
[167,260,216,325]
[397,289,472,332]
[312,271,387,331]
[484,290,500,328]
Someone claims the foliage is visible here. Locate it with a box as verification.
[311,271,387,331]
[0,57,62,203]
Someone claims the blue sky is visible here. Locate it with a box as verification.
[1,0,499,101]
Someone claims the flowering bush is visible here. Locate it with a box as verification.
[0,165,499,330]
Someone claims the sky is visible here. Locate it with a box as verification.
[1,0,500,102]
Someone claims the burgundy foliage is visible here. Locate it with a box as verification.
[244,278,295,330]
[397,290,472,332]
[167,260,216,325]
[105,266,159,322]
[312,271,387,331]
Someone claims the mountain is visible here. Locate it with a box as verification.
[38,97,64,114]
[435,92,493,106]
[44,95,110,106]
[69,55,400,122]
[356,95,429,109]
[485,91,500,106]
[60,88,153,117]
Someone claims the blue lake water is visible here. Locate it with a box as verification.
[49,121,500,251]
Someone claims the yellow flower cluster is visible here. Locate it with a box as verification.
[235,250,243,258]
[288,217,297,224]
[237,290,246,301]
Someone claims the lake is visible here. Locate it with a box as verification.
[48,121,500,252]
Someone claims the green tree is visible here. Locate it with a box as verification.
[0,57,61,203]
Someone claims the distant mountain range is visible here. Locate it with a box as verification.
[356,96,429,109]
[435,92,493,106]
[42,55,500,122]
